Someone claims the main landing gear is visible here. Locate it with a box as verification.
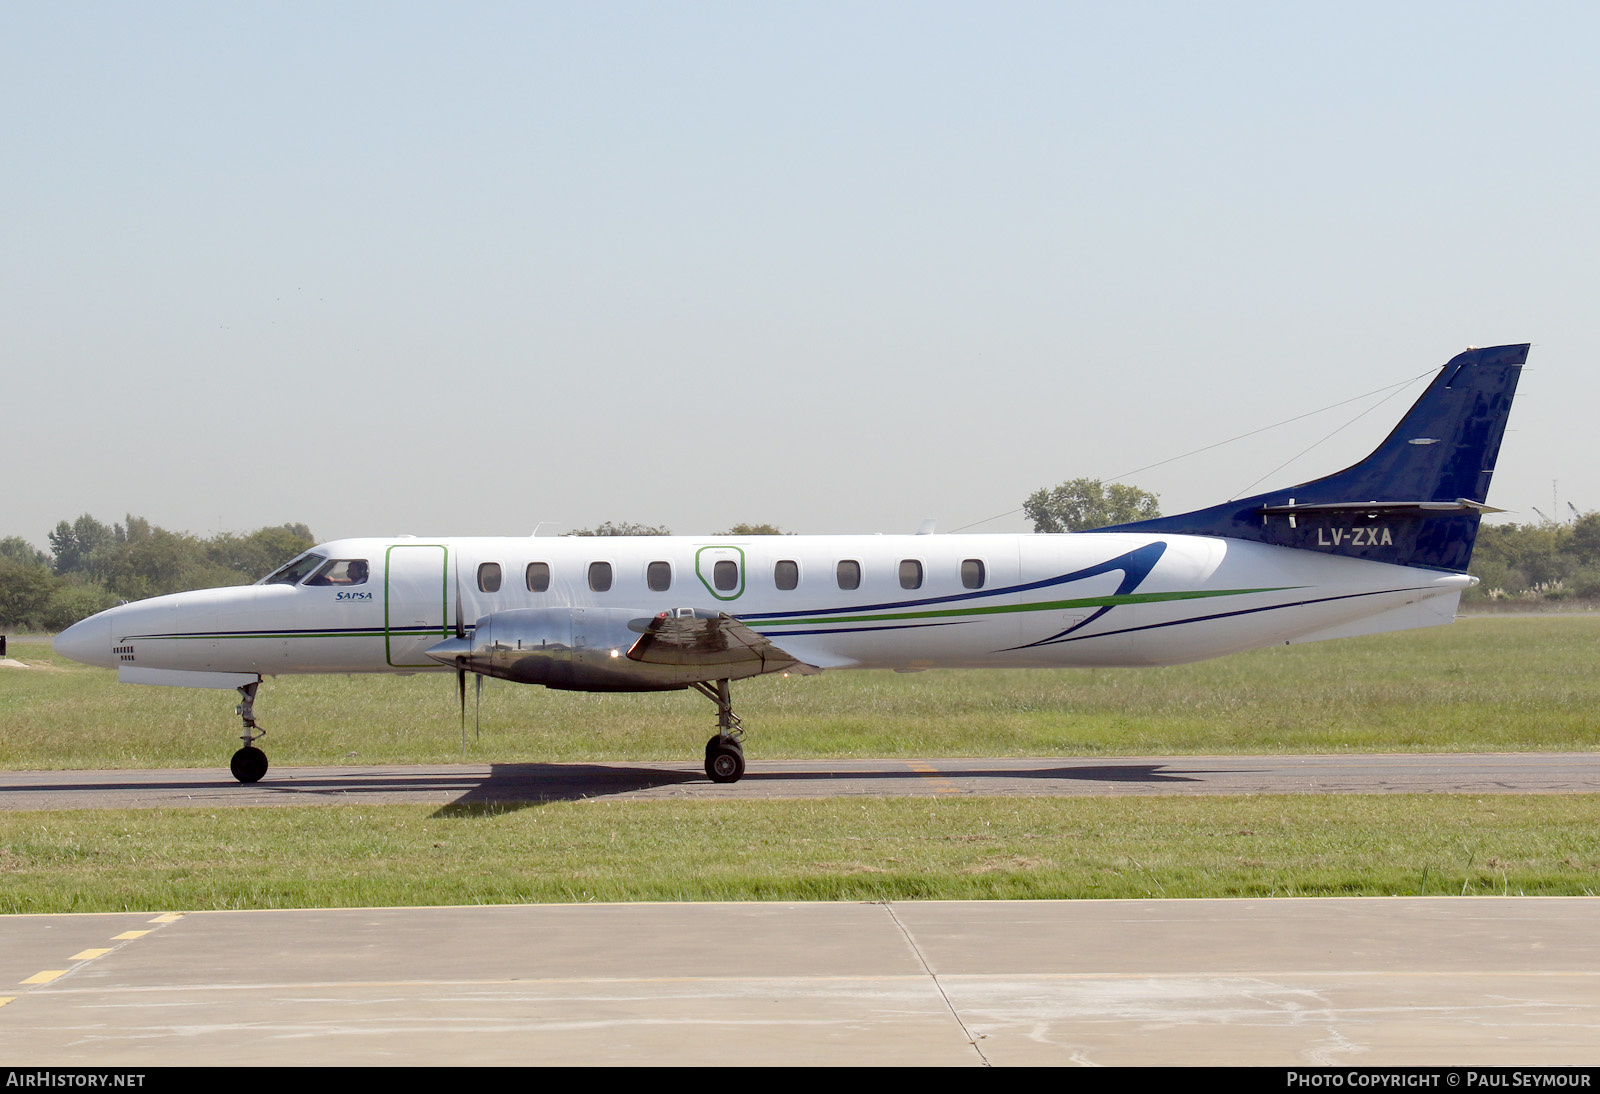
[229,679,269,784]
[691,678,745,783]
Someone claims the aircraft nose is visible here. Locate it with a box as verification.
[53,611,115,669]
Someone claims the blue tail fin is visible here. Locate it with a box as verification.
[1091,343,1528,571]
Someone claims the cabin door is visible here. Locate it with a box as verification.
[384,543,449,668]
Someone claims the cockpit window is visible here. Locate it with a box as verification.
[261,553,326,585]
[304,558,371,587]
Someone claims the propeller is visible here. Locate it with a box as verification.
[444,566,485,751]
[454,567,467,757]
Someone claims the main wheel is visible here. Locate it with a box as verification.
[230,746,269,784]
[705,739,745,784]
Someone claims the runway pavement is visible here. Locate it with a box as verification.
[2,752,1599,809]
[6,737,1598,1066]
[2,897,1598,1066]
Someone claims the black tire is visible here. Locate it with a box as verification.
[705,741,745,784]
[230,746,268,784]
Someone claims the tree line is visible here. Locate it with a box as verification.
[0,515,314,632]
[1468,514,1600,600]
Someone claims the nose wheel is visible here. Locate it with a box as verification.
[230,679,269,784]
[230,746,269,784]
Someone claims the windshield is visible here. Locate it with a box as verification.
[304,558,370,587]
[259,553,326,586]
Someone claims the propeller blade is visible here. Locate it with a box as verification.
[456,657,467,756]
[454,567,466,641]
[475,672,482,741]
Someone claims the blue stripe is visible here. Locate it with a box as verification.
[121,625,443,641]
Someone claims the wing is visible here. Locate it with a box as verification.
[627,609,822,677]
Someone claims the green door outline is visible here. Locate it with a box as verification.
[384,543,449,667]
[694,545,746,601]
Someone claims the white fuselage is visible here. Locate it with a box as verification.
[57,532,1472,682]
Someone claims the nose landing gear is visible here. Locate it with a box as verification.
[230,679,269,784]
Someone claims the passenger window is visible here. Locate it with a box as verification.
[647,561,672,592]
[477,563,502,593]
[774,559,799,591]
[899,559,923,590]
[526,562,550,592]
[961,558,986,589]
[714,559,738,592]
[588,561,613,593]
[837,560,861,591]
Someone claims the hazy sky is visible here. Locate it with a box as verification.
[5,2,1595,549]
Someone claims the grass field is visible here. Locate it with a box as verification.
[3,616,1598,913]
[3,795,1597,913]
[4,616,1599,768]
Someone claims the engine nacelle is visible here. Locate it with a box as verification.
[443,607,687,691]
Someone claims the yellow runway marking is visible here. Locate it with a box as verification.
[905,762,962,795]
[4,918,178,1003]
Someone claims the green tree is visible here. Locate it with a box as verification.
[1024,479,1161,533]
[40,583,119,632]
[567,521,672,536]
[48,514,115,576]
[1465,514,1600,599]
[0,559,59,630]
[206,524,317,580]
[717,523,785,535]
[1470,521,1574,593]
[1571,513,1600,567]
[4,515,319,629]
[0,536,47,568]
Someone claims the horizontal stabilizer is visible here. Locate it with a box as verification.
[1256,499,1505,517]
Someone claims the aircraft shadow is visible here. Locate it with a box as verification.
[434,760,1222,814]
[432,763,701,815]
[0,760,1232,815]
[432,761,1213,815]
[744,763,1210,785]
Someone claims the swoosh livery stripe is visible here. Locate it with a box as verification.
[738,543,1176,622]
[1009,586,1437,650]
